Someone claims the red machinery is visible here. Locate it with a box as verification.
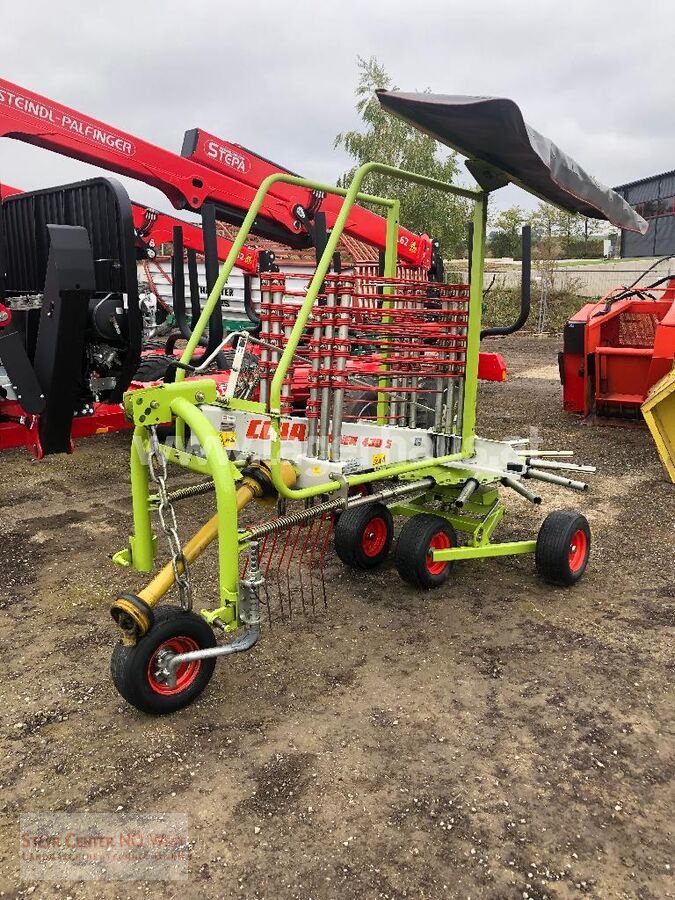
[131,204,258,274]
[182,128,433,268]
[1,183,259,274]
[561,271,675,419]
[0,79,431,267]
[0,79,506,457]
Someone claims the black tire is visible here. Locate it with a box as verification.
[142,338,171,351]
[133,354,176,383]
[332,483,373,523]
[395,514,458,589]
[334,502,394,570]
[134,347,259,386]
[111,606,217,714]
[535,510,591,586]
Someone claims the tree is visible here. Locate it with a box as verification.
[487,205,526,258]
[529,202,591,258]
[334,56,471,258]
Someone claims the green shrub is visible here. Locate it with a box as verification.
[481,284,583,333]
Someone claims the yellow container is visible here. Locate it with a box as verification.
[642,364,675,484]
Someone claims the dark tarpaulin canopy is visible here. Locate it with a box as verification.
[377,90,648,235]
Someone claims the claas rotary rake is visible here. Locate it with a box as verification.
[108,93,646,714]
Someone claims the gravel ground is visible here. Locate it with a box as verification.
[0,334,673,899]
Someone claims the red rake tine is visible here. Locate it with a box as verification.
[295,519,314,615]
[307,515,329,614]
[257,536,275,627]
[308,513,333,612]
[317,514,334,610]
[299,515,320,615]
[285,523,304,618]
[275,525,295,622]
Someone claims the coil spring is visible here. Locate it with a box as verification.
[246,496,346,540]
[245,476,436,542]
[166,480,215,503]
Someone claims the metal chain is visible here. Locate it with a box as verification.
[147,426,193,610]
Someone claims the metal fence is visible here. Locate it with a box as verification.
[448,259,674,332]
[141,256,673,335]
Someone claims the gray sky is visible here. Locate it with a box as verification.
[0,0,672,223]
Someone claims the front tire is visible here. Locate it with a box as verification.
[334,502,394,570]
[395,514,458,589]
[111,606,217,714]
[535,510,591,586]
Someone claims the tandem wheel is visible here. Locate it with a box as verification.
[395,513,458,589]
[111,606,217,714]
[535,510,591,586]
[334,502,394,570]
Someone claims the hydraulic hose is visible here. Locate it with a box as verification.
[481,225,531,339]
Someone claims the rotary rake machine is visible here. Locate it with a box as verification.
[108,93,646,714]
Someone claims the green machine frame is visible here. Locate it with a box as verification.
[116,162,539,630]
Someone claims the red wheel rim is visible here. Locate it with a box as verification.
[426,531,451,575]
[147,636,201,695]
[361,516,388,557]
[568,528,588,573]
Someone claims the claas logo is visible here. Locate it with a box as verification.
[246,419,307,441]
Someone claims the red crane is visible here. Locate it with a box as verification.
[0,79,431,268]
[0,81,506,457]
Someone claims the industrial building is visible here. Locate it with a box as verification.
[616,169,675,257]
